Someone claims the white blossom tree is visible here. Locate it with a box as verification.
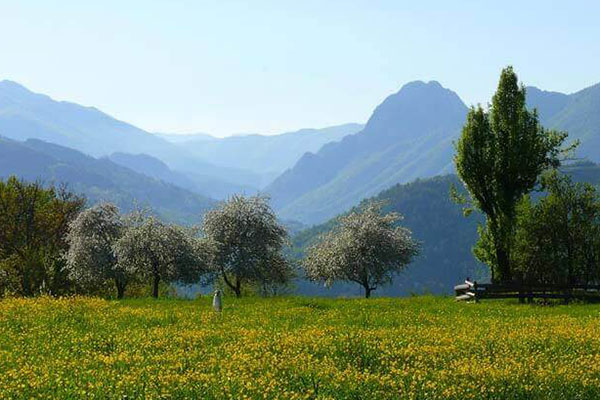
[115,214,211,298]
[303,201,419,298]
[64,202,131,298]
[202,195,293,297]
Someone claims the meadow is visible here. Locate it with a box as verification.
[2,296,600,399]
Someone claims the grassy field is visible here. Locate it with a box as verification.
[2,296,600,399]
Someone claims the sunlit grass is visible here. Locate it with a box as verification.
[1,296,600,399]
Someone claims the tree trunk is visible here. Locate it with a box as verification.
[364,286,372,298]
[21,262,34,297]
[234,279,241,298]
[222,272,241,297]
[115,279,125,299]
[495,246,511,283]
[152,275,160,298]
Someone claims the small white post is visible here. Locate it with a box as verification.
[212,289,222,312]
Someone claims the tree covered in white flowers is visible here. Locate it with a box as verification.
[303,201,419,298]
[65,203,131,298]
[115,213,212,298]
[202,195,293,297]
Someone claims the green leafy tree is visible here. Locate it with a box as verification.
[302,201,419,298]
[454,66,568,283]
[510,171,600,286]
[202,195,292,298]
[115,214,211,298]
[0,177,85,296]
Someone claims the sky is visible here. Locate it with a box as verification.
[0,1,599,137]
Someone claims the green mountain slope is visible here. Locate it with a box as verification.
[269,81,600,225]
[527,83,600,161]
[267,81,468,224]
[291,175,484,296]
[0,137,216,224]
[525,86,570,125]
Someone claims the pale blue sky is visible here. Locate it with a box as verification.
[1,1,599,136]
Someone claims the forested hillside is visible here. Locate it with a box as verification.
[291,175,484,296]
[292,161,600,296]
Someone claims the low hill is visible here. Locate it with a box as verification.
[0,137,216,224]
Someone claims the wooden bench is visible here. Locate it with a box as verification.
[454,279,600,302]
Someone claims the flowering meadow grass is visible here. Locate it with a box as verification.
[2,296,600,399]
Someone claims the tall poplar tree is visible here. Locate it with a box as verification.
[455,66,568,283]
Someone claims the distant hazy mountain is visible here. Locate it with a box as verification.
[267,81,468,224]
[527,83,600,162]
[0,137,216,224]
[0,80,360,191]
[154,132,216,143]
[166,124,363,181]
[108,152,257,199]
[108,152,197,190]
[525,86,570,125]
[0,80,263,195]
[0,80,160,156]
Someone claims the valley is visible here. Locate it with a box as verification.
[1,77,599,296]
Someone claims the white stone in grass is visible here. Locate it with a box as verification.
[213,289,222,312]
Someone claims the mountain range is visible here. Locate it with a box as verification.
[268,80,600,224]
[1,75,600,296]
[0,80,361,195]
[159,124,363,184]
